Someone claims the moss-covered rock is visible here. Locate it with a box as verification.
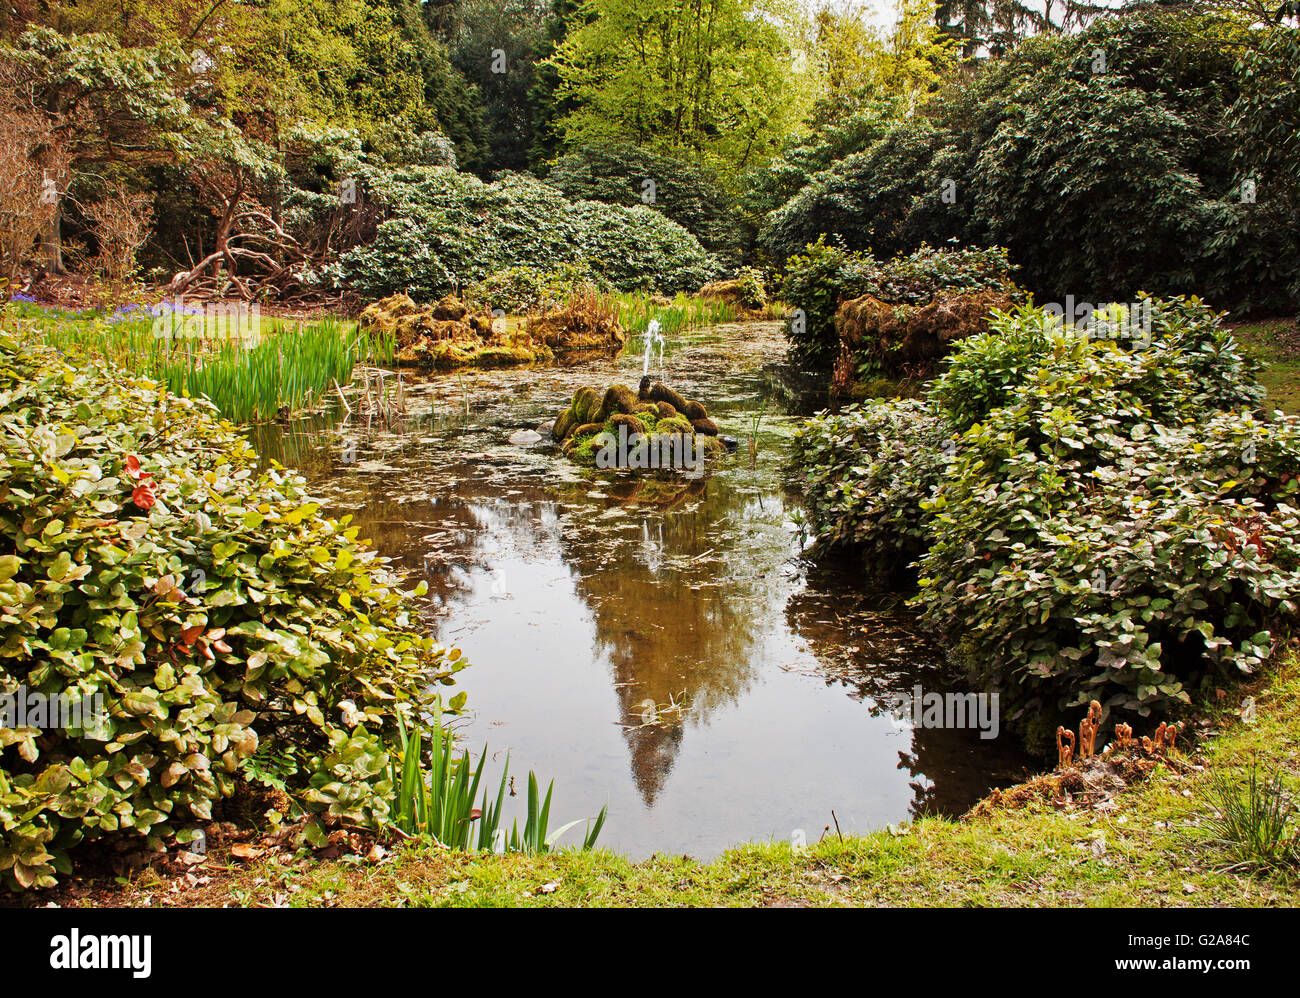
[548,380,727,472]
[553,407,577,441]
[596,384,641,422]
[573,386,601,424]
[608,412,648,436]
[360,294,553,369]
[647,381,691,414]
[681,399,708,421]
[431,295,468,321]
[656,415,693,436]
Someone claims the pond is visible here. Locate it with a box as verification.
[250,320,1029,858]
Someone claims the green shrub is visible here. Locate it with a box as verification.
[931,296,1265,432]
[779,239,882,369]
[917,382,1300,747]
[330,168,714,301]
[793,298,1300,748]
[780,239,1020,370]
[760,117,966,266]
[548,143,749,265]
[0,331,466,889]
[733,268,767,312]
[792,399,949,580]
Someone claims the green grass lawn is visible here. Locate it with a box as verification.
[1233,318,1300,415]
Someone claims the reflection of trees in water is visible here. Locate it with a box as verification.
[784,562,1030,819]
[253,361,924,811]
[557,471,801,805]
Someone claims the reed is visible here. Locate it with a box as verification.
[613,291,738,337]
[17,306,393,422]
[391,705,606,854]
[1201,755,1299,873]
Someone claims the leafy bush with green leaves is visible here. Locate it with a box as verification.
[731,268,767,312]
[918,380,1300,748]
[780,239,1020,369]
[0,331,466,889]
[931,296,1265,432]
[791,399,949,580]
[547,143,749,265]
[465,261,610,315]
[778,238,875,369]
[329,168,714,301]
[794,298,1300,748]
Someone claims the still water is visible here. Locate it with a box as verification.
[251,321,1028,858]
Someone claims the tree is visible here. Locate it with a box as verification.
[163,124,291,297]
[812,0,956,123]
[934,0,1105,58]
[445,0,550,174]
[3,28,194,273]
[395,0,490,172]
[0,59,70,295]
[544,0,813,177]
[527,0,584,171]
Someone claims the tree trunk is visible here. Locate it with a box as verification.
[40,203,64,275]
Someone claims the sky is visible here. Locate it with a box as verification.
[821,0,1140,33]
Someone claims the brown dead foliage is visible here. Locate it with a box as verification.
[525,285,626,355]
[698,277,763,314]
[970,717,1192,818]
[831,290,1018,390]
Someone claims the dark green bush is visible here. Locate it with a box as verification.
[918,371,1300,747]
[548,143,748,265]
[0,331,465,889]
[763,12,1300,315]
[330,168,714,300]
[760,118,966,266]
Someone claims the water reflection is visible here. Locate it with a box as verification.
[249,322,1028,857]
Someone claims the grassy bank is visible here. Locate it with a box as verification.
[41,646,1299,908]
[1234,317,1300,415]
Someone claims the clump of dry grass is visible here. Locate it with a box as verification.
[832,289,1019,390]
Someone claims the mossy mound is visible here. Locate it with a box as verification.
[831,289,1021,389]
[359,293,553,369]
[550,379,727,469]
[698,269,766,313]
